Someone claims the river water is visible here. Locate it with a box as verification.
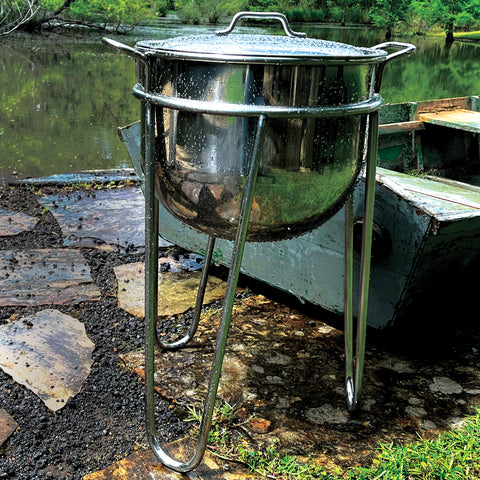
[1,22,480,178]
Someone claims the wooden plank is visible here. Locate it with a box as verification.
[379,120,425,134]
[425,175,480,194]
[414,97,470,118]
[155,172,432,329]
[419,108,480,133]
[376,168,480,218]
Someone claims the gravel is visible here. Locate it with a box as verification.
[0,183,187,479]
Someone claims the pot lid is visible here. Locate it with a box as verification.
[136,34,388,64]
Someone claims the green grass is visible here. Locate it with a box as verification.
[186,404,480,479]
[352,409,480,479]
[454,31,480,41]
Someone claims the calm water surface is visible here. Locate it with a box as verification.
[1,23,480,178]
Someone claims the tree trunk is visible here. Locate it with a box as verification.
[446,19,454,43]
[1,0,76,35]
[53,0,75,16]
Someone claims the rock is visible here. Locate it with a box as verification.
[464,388,480,395]
[0,208,37,236]
[246,417,271,434]
[0,309,95,412]
[421,420,438,430]
[0,409,18,447]
[379,357,415,374]
[429,377,463,395]
[38,187,161,249]
[305,404,348,424]
[0,248,101,307]
[405,406,427,417]
[114,261,226,317]
[82,442,233,480]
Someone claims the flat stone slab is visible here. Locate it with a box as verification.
[114,260,226,317]
[0,248,101,306]
[38,187,163,248]
[123,294,342,412]
[0,309,95,412]
[0,409,18,447]
[123,293,480,470]
[0,208,37,236]
[82,442,255,480]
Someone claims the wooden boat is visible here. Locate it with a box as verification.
[119,96,480,330]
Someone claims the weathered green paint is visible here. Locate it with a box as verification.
[420,109,480,134]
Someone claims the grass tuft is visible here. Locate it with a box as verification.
[351,407,480,479]
[185,404,480,479]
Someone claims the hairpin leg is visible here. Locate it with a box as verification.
[155,235,216,350]
[145,113,267,472]
[344,111,378,412]
[344,194,355,409]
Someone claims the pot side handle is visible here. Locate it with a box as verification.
[102,37,147,63]
[371,41,415,92]
[371,41,416,62]
[215,11,307,38]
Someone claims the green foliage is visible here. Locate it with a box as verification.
[1,0,154,33]
[236,443,336,479]
[285,8,327,22]
[254,0,369,24]
[66,0,154,28]
[175,0,247,23]
[186,402,336,478]
[404,0,480,38]
[248,0,281,13]
[370,0,409,34]
[7,0,480,36]
[39,0,64,9]
[156,0,170,16]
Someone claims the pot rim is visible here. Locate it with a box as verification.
[135,35,389,66]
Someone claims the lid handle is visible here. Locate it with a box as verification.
[215,11,307,38]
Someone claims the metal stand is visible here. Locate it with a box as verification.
[140,91,381,473]
[155,235,216,350]
[344,111,378,411]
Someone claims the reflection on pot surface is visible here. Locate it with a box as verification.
[151,61,371,241]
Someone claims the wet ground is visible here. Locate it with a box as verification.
[0,175,480,479]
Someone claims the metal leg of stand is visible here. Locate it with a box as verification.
[145,114,267,473]
[344,195,355,409]
[156,235,216,350]
[344,111,379,412]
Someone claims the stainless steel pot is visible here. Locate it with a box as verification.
[105,13,414,241]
